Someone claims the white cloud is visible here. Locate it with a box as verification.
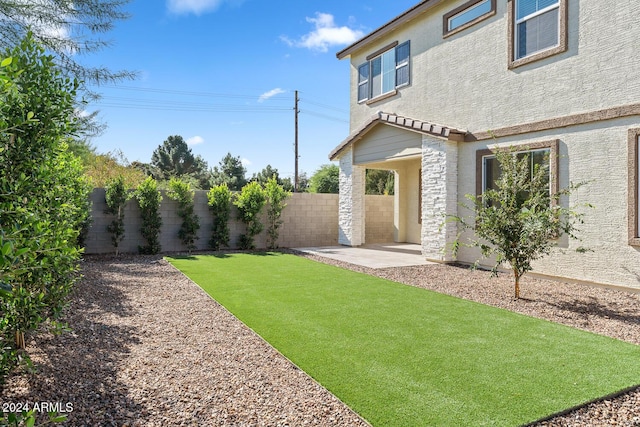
[167,0,244,15]
[186,136,205,145]
[241,158,251,167]
[258,88,286,103]
[282,13,364,53]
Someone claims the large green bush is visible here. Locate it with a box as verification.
[207,183,232,251]
[105,175,129,255]
[264,176,290,250]
[234,181,266,249]
[134,176,163,255]
[167,178,200,253]
[0,34,90,384]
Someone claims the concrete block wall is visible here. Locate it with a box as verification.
[84,189,393,254]
[365,195,395,244]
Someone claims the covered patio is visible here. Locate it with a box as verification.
[295,243,435,269]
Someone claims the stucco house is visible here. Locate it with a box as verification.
[329,0,640,291]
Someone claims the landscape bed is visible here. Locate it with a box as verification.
[168,252,640,427]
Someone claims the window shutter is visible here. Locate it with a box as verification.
[357,63,369,102]
[395,41,410,87]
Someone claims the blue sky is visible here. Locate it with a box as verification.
[85,0,418,179]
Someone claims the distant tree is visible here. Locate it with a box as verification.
[450,147,590,299]
[210,152,247,191]
[309,164,339,194]
[366,169,395,195]
[151,135,210,188]
[292,171,310,193]
[252,165,294,192]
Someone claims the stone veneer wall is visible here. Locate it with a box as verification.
[421,135,458,261]
[84,189,393,254]
[338,149,366,246]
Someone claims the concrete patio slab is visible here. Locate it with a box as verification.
[295,243,436,269]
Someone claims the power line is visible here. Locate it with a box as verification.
[100,84,291,101]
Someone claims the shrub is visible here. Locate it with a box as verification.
[105,175,129,255]
[264,176,290,249]
[0,34,90,385]
[167,178,199,253]
[207,184,232,250]
[134,177,163,255]
[449,146,589,299]
[234,181,266,249]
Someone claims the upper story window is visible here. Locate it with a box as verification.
[509,0,567,68]
[357,41,410,103]
[443,0,496,37]
[516,0,559,59]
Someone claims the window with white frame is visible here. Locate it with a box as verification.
[444,0,495,37]
[357,41,410,103]
[515,0,560,60]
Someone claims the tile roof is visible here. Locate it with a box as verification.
[329,112,466,160]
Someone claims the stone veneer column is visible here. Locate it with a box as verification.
[338,148,366,246]
[421,136,458,261]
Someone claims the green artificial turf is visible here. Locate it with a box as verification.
[168,253,640,426]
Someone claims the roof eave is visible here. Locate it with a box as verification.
[336,0,445,60]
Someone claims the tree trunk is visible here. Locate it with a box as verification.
[15,330,25,349]
[513,268,520,299]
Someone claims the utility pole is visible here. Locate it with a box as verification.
[294,90,299,192]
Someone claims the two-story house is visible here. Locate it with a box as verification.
[329,0,640,290]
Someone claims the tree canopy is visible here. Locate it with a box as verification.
[210,152,248,191]
[150,135,210,189]
[0,0,134,86]
[309,164,339,194]
[252,164,294,192]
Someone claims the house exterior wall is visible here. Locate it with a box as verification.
[347,0,639,134]
[456,118,640,290]
[335,0,640,289]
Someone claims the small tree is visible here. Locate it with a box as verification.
[167,178,199,253]
[264,176,290,250]
[234,181,266,250]
[450,147,589,299]
[207,183,232,251]
[105,175,129,255]
[134,176,163,254]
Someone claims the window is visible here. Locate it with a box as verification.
[443,0,496,37]
[482,149,550,200]
[475,140,559,200]
[357,41,410,103]
[508,0,567,68]
[628,129,640,245]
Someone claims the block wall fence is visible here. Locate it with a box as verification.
[84,189,394,254]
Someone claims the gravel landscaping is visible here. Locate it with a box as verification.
[1,251,639,426]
